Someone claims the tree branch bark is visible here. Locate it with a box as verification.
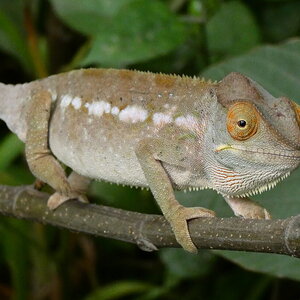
[0,184,299,257]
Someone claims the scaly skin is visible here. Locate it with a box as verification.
[1,69,300,253]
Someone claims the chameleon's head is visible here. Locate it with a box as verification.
[207,72,300,197]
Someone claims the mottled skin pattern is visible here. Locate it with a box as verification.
[1,68,300,253]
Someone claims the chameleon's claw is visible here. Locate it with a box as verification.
[168,206,216,253]
[47,192,88,210]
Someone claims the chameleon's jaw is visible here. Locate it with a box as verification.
[215,144,300,160]
[210,161,292,198]
[211,143,300,197]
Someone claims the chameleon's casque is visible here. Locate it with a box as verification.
[0,68,299,253]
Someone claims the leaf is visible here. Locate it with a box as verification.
[202,39,300,100]
[50,0,133,35]
[261,2,300,42]
[0,6,31,72]
[50,0,186,67]
[190,39,300,281]
[206,2,260,61]
[0,133,24,171]
[160,248,215,279]
[84,280,152,300]
[80,0,187,67]
[1,219,30,300]
[90,181,157,214]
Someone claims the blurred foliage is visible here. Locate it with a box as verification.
[0,0,300,299]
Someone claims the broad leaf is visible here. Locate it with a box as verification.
[50,0,133,35]
[81,0,187,67]
[206,2,260,62]
[160,248,215,279]
[84,280,152,300]
[0,133,24,171]
[0,2,31,72]
[51,0,187,68]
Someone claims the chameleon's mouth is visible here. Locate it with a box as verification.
[215,144,300,160]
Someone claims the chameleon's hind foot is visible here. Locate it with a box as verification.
[47,171,91,210]
[168,205,216,253]
[224,196,271,220]
[47,192,88,210]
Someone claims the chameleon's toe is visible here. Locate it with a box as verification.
[263,209,272,220]
[168,206,216,253]
[47,193,71,210]
[236,202,271,220]
[250,207,271,219]
[47,192,89,210]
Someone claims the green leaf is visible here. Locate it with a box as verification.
[261,2,300,42]
[215,251,300,281]
[50,0,133,35]
[80,0,187,67]
[202,39,300,100]
[196,39,300,281]
[90,181,157,214]
[160,248,215,279]
[0,6,31,72]
[1,220,30,300]
[206,2,260,61]
[0,134,24,171]
[84,280,152,300]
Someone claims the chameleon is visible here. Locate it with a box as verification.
[0,68,300,253]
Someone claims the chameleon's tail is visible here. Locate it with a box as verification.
[0,82,31,142]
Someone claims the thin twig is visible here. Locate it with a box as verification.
[0,185,299,257]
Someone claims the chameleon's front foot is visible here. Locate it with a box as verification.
[167,205,216,253]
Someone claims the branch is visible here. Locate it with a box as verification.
[0,185,299,257]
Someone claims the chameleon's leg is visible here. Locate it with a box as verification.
[136,139,215,253]
[223,195,271,219]
[48,171,90,209]
[25,90,89,209]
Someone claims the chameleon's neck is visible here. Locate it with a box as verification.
[0,82,31,142]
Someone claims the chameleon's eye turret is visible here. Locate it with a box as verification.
[226,102,259,141]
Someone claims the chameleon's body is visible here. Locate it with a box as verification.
[1,68,300,252]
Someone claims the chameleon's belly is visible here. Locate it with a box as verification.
[49,107,149,187]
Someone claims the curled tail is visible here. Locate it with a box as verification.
[0,82,31,142]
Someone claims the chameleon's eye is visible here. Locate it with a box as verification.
[237,120,247,128]
[226,102,259,141]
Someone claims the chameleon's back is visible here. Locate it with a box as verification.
[40,69,214,186]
